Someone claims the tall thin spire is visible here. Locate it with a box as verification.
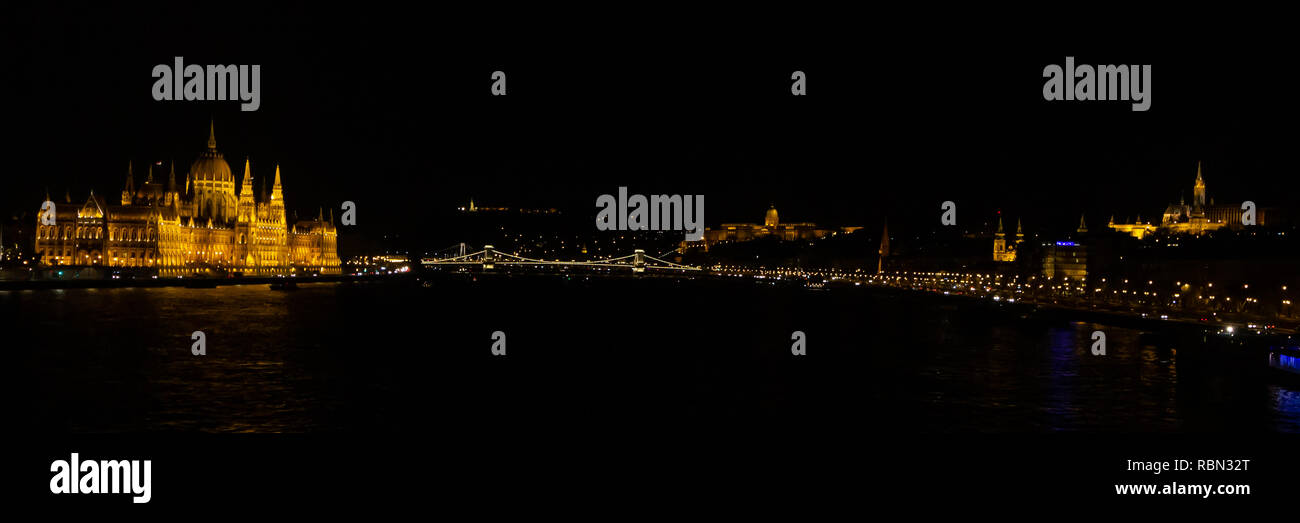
[123,161,135,193]
[207,119,217,149]
[1193,161,1207,209]
[240,157,253,195]
[168,160,177,192]
[1076,213,1088,233]
[271,164,283,201]
[877,218,890,274]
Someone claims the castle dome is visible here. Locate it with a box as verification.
[764,205,779,227]
[190,121,233,183]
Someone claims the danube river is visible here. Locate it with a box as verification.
[6,275,1299,432]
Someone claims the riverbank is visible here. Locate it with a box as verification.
[0,272,409,291]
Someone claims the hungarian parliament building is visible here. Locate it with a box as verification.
[34,123,341,276]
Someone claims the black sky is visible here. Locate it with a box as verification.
[3,6,1295,247]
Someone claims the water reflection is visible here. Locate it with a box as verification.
[6,281,1299,433]
[1271,386,1300,432]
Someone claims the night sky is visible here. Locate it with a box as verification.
[4,6,1296,248]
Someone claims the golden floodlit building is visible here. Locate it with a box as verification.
[688,205,863,251]
[34,122,340,276]
[1109,162,1264,239]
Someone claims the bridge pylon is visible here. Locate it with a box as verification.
[633,249,646,273]
[483,245,495,270]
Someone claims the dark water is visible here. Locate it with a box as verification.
[6,276,1299,433]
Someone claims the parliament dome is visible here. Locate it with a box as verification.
[190,121,234,183]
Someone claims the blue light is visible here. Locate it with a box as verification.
[1055,241,1076,247]
[1270,352,1300,374]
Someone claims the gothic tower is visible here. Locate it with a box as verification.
[993,215,1007,261]
[1193,161,1206,209]
[877,219,889,274]
[121,161,134,205]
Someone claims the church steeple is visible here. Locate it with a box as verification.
[992,213,1011,262]
[207,119,217,150]
[1015,218,1024,243]
[1077,213,1088,233]
[1193,161,1206,208]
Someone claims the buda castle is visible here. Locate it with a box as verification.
[34,122,340,276]
[689,205,863,250]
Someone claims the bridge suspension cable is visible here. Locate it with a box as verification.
[420,245,699,271]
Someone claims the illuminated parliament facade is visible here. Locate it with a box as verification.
[34,123,341,276]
